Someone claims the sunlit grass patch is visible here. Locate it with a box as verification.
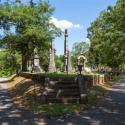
[35,104,90,117]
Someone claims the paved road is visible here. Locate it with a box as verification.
[0,77,125,125]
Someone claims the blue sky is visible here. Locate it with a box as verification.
[48,0,117,55]
[0,0,117,55]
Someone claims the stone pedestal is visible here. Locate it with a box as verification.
[32,48,42,72]
[77,75,88,103]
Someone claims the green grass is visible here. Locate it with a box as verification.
[35,104,90,117]
[111,75,123,82]
[44,73,77,79]
[37,72,103,79]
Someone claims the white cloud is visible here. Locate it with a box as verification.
[85,38,90,43]
[50,17,82,30]
[74,24,81,29]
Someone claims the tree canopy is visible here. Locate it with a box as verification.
[0,0,60,71]
[88,0,125,68]
[71,41,89,68]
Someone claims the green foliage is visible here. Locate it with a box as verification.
[71,41,90,67]
[40,72,77,79]
[35,104,88,116]
[0,1,61,71]
[88,0,125,68]
[55,55,63,71]
[0,50,21,77]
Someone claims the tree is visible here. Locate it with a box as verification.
[0,50,21,76]
[55,55,63,71]
[71,41,89,68]
[0,0,61,71]
[87,0,125,70]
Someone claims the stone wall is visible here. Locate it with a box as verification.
[18,72,111,103]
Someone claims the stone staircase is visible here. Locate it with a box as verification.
[46,80,80,104]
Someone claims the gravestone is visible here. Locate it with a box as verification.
[77,53,87,71]
[32,48,42,72]
[77,53,91,73]
[48,42,56,72]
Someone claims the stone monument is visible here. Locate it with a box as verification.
[67,50,72,73]
[48,41,56,72]
[63,29,72,73]
[32,48,42,72]
[77,53,91,73]
[77,53,87,70]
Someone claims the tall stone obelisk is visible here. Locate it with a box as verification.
[64,29,68,73]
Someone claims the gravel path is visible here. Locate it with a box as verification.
[0,77,125,125]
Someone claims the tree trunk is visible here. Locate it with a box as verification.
[21,44,29,72]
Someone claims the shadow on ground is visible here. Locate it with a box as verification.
[0,89,47,125]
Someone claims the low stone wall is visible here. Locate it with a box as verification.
[19,72,110,88]
[18,72,111,103]
[19,72,33,79]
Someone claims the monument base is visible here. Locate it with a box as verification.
[32,66,42,72]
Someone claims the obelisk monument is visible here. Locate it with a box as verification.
[63,29,72,73]
[48,41,56,72]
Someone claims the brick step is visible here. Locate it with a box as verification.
[60,89,79,93]
[59,92,80,97]
[46,88,79,92]
[47,91,80,98]
[47,98,80,104]
[57,86,79,89]
[48,87,79,91]
[48,84,79,89]
[49,81,77,85]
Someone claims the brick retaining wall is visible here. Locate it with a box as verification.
[18,72,111,104]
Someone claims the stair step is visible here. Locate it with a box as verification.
[60,92,80,98]
[49,81,77,85]
[56,84,79,88]
[48,98,80,104]
[45,88,79,93]
[60,89,79,92]
[47,91,80,98]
